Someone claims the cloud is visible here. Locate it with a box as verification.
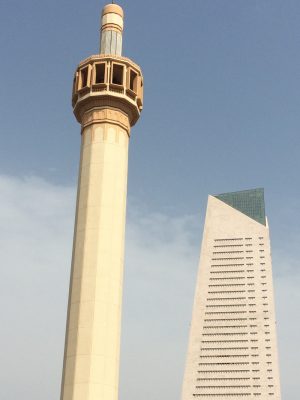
[0,174,298,400]
[0,175,75,400]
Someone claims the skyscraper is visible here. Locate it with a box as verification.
[60,4,143,400]
[181,189,281,399]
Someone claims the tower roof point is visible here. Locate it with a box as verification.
[102,3,124,18]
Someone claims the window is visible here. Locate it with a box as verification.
[80,67,89,88]
[112,64,124,85]
[129,69,138,92]
[95,63,105,84]
[72,73,78,93]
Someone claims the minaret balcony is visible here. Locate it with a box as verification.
[72,55,143,127]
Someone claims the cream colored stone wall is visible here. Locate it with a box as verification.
[181,196,281,400]
[60,122,129,400]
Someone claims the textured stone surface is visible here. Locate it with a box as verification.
[61,124,129,400]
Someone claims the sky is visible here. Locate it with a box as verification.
[0,0,299,399]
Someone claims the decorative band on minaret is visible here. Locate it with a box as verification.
[60,3,143,400]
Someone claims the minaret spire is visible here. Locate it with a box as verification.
[100,3,124,55]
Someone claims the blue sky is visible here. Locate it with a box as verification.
[0,1,299,399]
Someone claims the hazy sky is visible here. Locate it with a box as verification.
[0,0,299,399]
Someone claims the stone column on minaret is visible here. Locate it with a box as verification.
[60,4,143,400]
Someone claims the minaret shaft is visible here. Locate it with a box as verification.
[60,118,129,400]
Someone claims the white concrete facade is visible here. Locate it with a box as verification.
[181,194,281,400]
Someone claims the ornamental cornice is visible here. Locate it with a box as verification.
[81,108,130,135]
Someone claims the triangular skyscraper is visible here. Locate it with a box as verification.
[181,189,281,400]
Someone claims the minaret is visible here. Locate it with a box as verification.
[60,4,143,400]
